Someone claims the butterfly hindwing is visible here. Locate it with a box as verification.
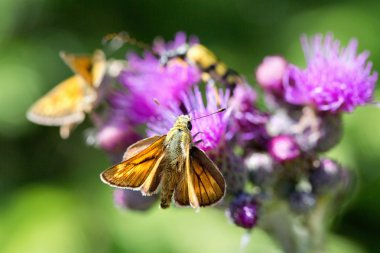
[101,135,167,195]
[26,75,95,126]
[174,146,226,207]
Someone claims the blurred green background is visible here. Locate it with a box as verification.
[1,0,380,252]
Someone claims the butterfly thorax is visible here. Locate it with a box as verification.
[164,115,193,171]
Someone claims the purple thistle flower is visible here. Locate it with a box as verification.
[227,192,259,229]
[284,33,377,113]
[268,135,301,163]
[228,84,269,149]
[116,52,201,124]
[153,31,199,60]
[148,83,230,152]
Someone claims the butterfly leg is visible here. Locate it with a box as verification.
[60,123,77,139]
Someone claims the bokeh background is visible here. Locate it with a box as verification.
[1,0,380,252]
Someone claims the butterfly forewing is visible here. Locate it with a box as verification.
[60,50,106,87]
[60,52,93,85]
[27,75,91,126]
[174,146,226,207]
[123,135,162,160]
[101,135,166,194]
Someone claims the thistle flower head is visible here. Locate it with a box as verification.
[148,84,230,152]
[116,51,201,124]
[284,33,378,113]
[153,31,199,61]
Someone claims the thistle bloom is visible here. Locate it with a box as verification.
[147,83,230,152]
[116,52,201,124]
[284,33,377,113]
[153,31,199,60]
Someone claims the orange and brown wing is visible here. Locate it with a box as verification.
[123,136,162,160]
[27,75,95,126]
[174,146,226,208]
[60,52,93,84]
[60,50,106,87]
[101,135,167,195]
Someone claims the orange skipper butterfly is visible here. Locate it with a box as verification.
[101,111,226,209]
[27,50,106,138]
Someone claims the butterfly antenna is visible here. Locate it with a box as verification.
[192,108,226,120]
[102,32,152,53]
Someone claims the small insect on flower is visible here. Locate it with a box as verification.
[104,31,243,89]
[157,36,243,89]
[100,109,227,210]
[27,50,107,138]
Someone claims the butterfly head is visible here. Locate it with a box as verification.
[174,115,192,131]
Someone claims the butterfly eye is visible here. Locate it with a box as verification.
[187,121,192,130]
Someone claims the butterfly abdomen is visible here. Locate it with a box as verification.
[160,170,180,208]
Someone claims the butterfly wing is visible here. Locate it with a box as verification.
[91,50,107,88]
[60,50,106,87]
[27,75,96,126]
[174,146,226,208]
[60,52,93,84]
[101,135,167,195]
[123,135,162,160]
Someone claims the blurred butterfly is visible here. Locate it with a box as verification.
[27,50,106,138]
[100,111,226,209]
